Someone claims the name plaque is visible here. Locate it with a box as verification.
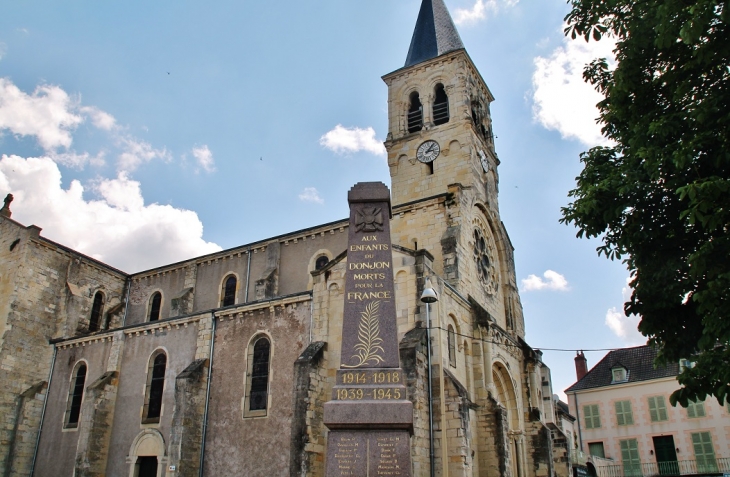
[326,431,410,477]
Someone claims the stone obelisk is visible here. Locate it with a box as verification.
[324,182,413,477]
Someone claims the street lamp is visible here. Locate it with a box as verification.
[420,278,438,477]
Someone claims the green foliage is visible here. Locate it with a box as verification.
[561,0,730,406]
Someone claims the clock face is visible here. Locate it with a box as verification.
[479,150,489,172]
[416,140,440,163]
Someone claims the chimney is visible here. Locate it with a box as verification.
[575,351,588,381]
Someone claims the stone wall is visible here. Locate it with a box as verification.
[290,341,326,477]
[0,217,126,477]
[202,296,311,476]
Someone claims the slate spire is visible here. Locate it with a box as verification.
[404,0,464,68]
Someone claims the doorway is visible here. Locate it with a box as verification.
[136,456,158,477]
[653,436,679,475]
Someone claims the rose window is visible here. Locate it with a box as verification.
[473,228,498,294]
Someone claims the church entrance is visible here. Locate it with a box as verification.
[136,456,158,477]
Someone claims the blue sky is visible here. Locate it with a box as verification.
[0,0,640,398]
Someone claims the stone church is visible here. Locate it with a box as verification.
[0,1,571,476]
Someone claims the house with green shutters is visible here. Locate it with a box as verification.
[566,346,730,477]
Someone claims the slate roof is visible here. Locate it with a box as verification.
[405,0,464,68]
[565,345,679,393]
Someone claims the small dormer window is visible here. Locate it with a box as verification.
[679,359,695,372]
[611,366,628,383]
[407,92,423,133]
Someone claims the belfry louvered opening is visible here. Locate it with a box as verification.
[408,92,423,133]
[433,84,449,125]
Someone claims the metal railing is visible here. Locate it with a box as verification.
[594,457,730,477]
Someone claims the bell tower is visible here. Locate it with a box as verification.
[383,0,499,210]
[384,0,524,338]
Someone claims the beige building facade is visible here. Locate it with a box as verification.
[0,1,572,476]
[567,347,730,477]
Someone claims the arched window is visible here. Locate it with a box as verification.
[407,92,423,133]
[245,336,271,416]
[448,325,457,368]
[148,292,162,322]
[143,352,166,423]
[433,84,449,125]
[65,363,87,428]
[221,275,237,307]
[89,291,104,332]
[315,256,330,270]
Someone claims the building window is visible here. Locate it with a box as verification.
[148,292,162,322]
[315,256,330,270]
[691,432,717,473]
[620,439,642,477]
[611,366,628,383]
[64,363,87,428]
[89,291,105,332]
[433,84,449,125]
[583,404,601,429]
[245,336,271,417]
[407,92,423,133]
[588,442,605,459]
[221,275,237,307]
[143,352,166,423]
[447,325,456,368]
[686,399,706,418]
[615,400,634,426]
[648,395,669,422]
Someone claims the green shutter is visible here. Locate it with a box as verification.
[687,399,705,418]
[588,442,605,458]
[620,439,641,477]
[584,404,600,429]
[691,432,717,472]
[648,396,668,422]
[615,400,633,426]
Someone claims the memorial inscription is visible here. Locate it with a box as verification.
[326,431,410,477]
[324,183,413,477]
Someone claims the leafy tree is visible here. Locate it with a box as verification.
[561,0,730,406]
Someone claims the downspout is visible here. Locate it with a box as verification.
[121,276,131,327]
[30,346,57,477]
[198,312,216,477]
[309,297,314,345]
[244,247,252,303]
[573,392,583,453]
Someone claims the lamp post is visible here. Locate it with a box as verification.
[420,278,438,477]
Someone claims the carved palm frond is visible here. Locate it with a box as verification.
[343,300,385,368]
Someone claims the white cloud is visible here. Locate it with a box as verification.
[521,270,570,292]
[50,150,106,169]
[453,0,517,25]
[319,125,386,157]
[192,145,215,173]
[531,32,616,147]
[0,154,221,272]
[0,78,84,150]
[605,278,645,344]
[80,106,117,131]
[0,77,180,173]
[117,137,171,172]
[299,187,324,205]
